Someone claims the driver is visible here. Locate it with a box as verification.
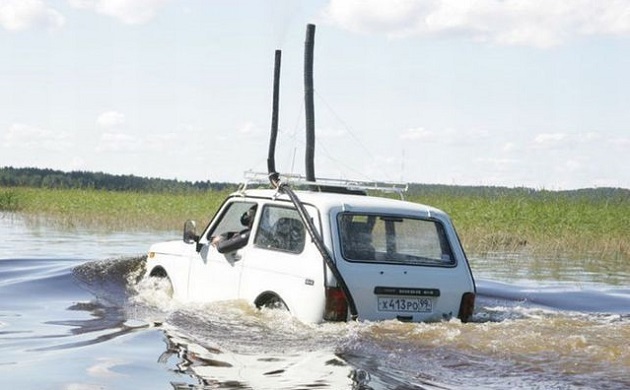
[211,205,257,253]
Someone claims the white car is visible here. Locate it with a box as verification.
[144,175,476,323]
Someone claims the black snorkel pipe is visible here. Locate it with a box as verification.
[266,25,358,321]
[267,49,282,185]
[304,23,316,184]
[276,182,359,321]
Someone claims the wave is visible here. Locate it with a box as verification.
[476,279,630,316]
[2,256,629,389]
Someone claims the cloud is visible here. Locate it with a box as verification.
[399,126,487,145]
[237,121,262,136]
[97,131,139,152]
[532,131,606,150]
[502,142,517,152]
[0,0,65,31]
[2,123,72,151]
[533,132,567,148]
[475,157,519,171]
[399,126,437,141]
[97,110,126,129]
[86,357,125,378]
[68,0,172,25]
[322,0,630,48]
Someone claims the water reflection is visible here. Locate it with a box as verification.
[156,325,355,390]
[470,250,630,286]
[0,212,173,260]
[37,301,152,352]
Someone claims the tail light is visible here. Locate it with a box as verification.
[458,292,475,323]
[324,286,348,322]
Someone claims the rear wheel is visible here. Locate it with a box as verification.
[256,293,288,311]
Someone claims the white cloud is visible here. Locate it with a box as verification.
[322,0,630,48]
[399,126,486,145]
[532,131,607,150]
[96,110,126,129]
[237,121,260,135]
[502,142,517,152]
[0,0,65,31]
[322,0,430,36]
[533,132,567,148]
[97,131,139,152]
[68,0,172,25]
[399,126,437,141]
[474,157,520,172]
[86,357,124,378]
[2,123,72,151]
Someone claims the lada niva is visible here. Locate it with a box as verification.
[144,25,475,323]
[144,175,476,323]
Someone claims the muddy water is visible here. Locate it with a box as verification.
[1,213,629,389]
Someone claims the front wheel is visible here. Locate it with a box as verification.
[148,267,174,298]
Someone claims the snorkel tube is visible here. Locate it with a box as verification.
[266,25,358,321]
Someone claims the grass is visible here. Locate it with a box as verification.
[2,186,628,261]
[0,187,230,232]
[409,191,629,261]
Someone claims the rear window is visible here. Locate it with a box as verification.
[337,213,455,266]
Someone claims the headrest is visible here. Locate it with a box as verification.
[240,205,257,227]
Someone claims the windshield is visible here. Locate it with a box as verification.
[338,213,455,266]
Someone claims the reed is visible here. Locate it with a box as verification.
[2,187,628,261]
[409,192,629,261]
[0,187,229,232]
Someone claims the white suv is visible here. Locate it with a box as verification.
[144,176,476,323]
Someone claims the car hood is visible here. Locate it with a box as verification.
[148,240,196,256]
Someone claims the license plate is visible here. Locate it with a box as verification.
[377,297,433,313]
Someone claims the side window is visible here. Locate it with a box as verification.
[255,206,306,253]
[207,201,257,240]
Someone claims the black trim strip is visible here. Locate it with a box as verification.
[374,287,440,297]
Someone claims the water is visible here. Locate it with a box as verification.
[1,213,629,389]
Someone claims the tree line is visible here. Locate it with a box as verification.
[1,166,627,200]
[0,167,235,193]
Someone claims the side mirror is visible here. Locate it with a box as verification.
[183,220,199,244]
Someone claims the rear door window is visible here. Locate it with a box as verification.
[255,205,306,253]
[338,213,455,266]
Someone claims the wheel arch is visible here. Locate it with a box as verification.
[145,265,175,298]
[254,290,289,311]
[149,265,169,278]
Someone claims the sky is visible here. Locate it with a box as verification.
[1,0,629,190]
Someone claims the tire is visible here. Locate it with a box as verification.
[257,293,288,311]
[149,267,174,298]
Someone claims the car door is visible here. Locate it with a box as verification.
[333,210,474,322]
[238,203,327,323]
[186,200,258,302]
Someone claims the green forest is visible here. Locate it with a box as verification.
[2,166,628,200]
[0,166,235,193]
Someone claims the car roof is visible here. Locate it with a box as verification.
[229,188,449,219]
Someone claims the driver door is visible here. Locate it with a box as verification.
[187,200,258,302]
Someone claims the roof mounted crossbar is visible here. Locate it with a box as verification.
[242,171,408,199]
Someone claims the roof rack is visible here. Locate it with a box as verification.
[241,171,408,199]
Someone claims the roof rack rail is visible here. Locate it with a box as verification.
[241,171,408,199]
